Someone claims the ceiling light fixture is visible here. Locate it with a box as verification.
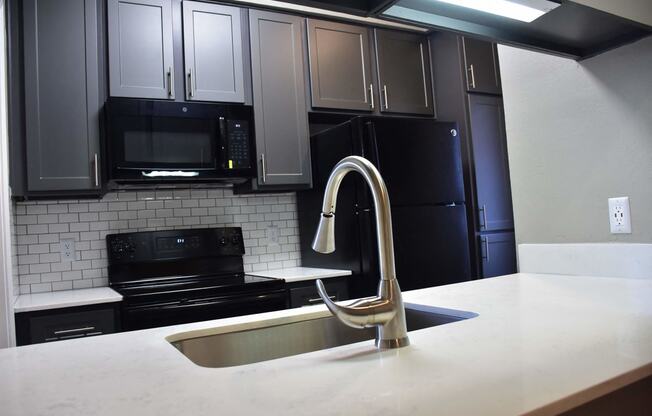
[432,0,560,23]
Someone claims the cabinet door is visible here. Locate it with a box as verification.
[462,37,501,95]
[23,0,101,191]
[182,1,244,103]
[108,0,174,99]
[374,29,434,115]
[307,19,373,111]
[250,10,311,187]
[469,94,514,231]
[480,232,516,278]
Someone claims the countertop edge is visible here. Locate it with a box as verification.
[524,362,652,416]
[13,288,123,313]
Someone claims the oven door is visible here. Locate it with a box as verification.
[121,289,288,331]
[105,98,255,183]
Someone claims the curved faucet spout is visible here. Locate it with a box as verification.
[311,156,396,282]
[312,156,409,349]
[316,280,396,329]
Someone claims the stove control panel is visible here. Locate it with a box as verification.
[107,227,245,264]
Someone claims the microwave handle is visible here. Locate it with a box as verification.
[219,117,228,169]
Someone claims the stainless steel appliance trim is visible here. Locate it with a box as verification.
[141,171,200,178]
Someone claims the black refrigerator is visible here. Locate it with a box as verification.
[297,116,472,298]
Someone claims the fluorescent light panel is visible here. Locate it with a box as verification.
[432,0,560,23]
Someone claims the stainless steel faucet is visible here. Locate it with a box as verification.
[312,156,409,349]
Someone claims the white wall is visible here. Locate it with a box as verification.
[0,0,16,348]
[498,37,652,245]
[572,0,652,27]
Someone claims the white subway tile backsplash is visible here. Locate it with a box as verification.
[12,191,302,293]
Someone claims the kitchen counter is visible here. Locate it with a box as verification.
[1,273,651,415]
[247,267,352,283]
[13,287,123,313]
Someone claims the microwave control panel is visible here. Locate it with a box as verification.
[222,119,251,170]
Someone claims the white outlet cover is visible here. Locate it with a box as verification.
[266,226,280,246]
[608,197,632,234]
[60,238,76,262]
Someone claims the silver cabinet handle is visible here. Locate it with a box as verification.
[54,326,95,335]
[308,295,336,304]
[187,69,193,98]
[93,153,99,187]
[167,66,173,97]
[482,236,490,262]
[479,204,488,230]
[260,154,267,183]
[369,83,375,109]
[383,84,389,109]
[468,64,476,89]
[420,43,428,108]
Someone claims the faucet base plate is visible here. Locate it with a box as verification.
[376,336,410,349]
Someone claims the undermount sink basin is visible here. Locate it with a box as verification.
[167,303,477,368]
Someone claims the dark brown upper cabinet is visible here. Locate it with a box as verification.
[249,10,311,189]
[182,1,245,103]
[462,37,501,95]
[107,0,175,99]
[374,29,434,116]
[23,0,103,192]
[307,19,374,112]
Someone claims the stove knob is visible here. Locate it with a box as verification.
[219,237,227,246]
[231,235,240,245]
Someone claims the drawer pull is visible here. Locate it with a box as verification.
[60,334,86,340]
[53,326,95,335]
[308,295,336,304]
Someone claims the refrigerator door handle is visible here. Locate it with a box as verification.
[363,122,381,170]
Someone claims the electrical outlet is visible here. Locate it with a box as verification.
[60,238,76,261]
[266,225,280,247]
[608,197,632,234]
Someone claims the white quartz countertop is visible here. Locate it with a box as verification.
[247,267,352,283]
[1,273,651,416]
[13,287,123,313]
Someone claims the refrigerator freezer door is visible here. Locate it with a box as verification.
[363,118,465,205]
[391,205,471,291]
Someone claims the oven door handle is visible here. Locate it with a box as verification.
[141,170,200,178]
[126,291,287,312]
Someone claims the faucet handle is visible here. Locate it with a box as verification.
[315,279,396,329]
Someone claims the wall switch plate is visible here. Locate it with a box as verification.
[60,239,76,261]
[608,197,632,234]
[266,225,280,247]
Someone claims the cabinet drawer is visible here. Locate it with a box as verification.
[289,279,349,308]
[16,304,120,346]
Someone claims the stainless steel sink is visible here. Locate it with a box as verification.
[167,304,477,368]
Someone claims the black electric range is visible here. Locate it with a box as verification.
[107,227,288,331]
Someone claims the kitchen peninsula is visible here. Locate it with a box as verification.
[0,273,650,415]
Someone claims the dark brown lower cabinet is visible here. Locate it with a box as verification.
[287,277,349,308]
[15,303,121,346]
[480,232,516,278]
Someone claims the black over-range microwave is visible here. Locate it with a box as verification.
[104,98,255,185]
